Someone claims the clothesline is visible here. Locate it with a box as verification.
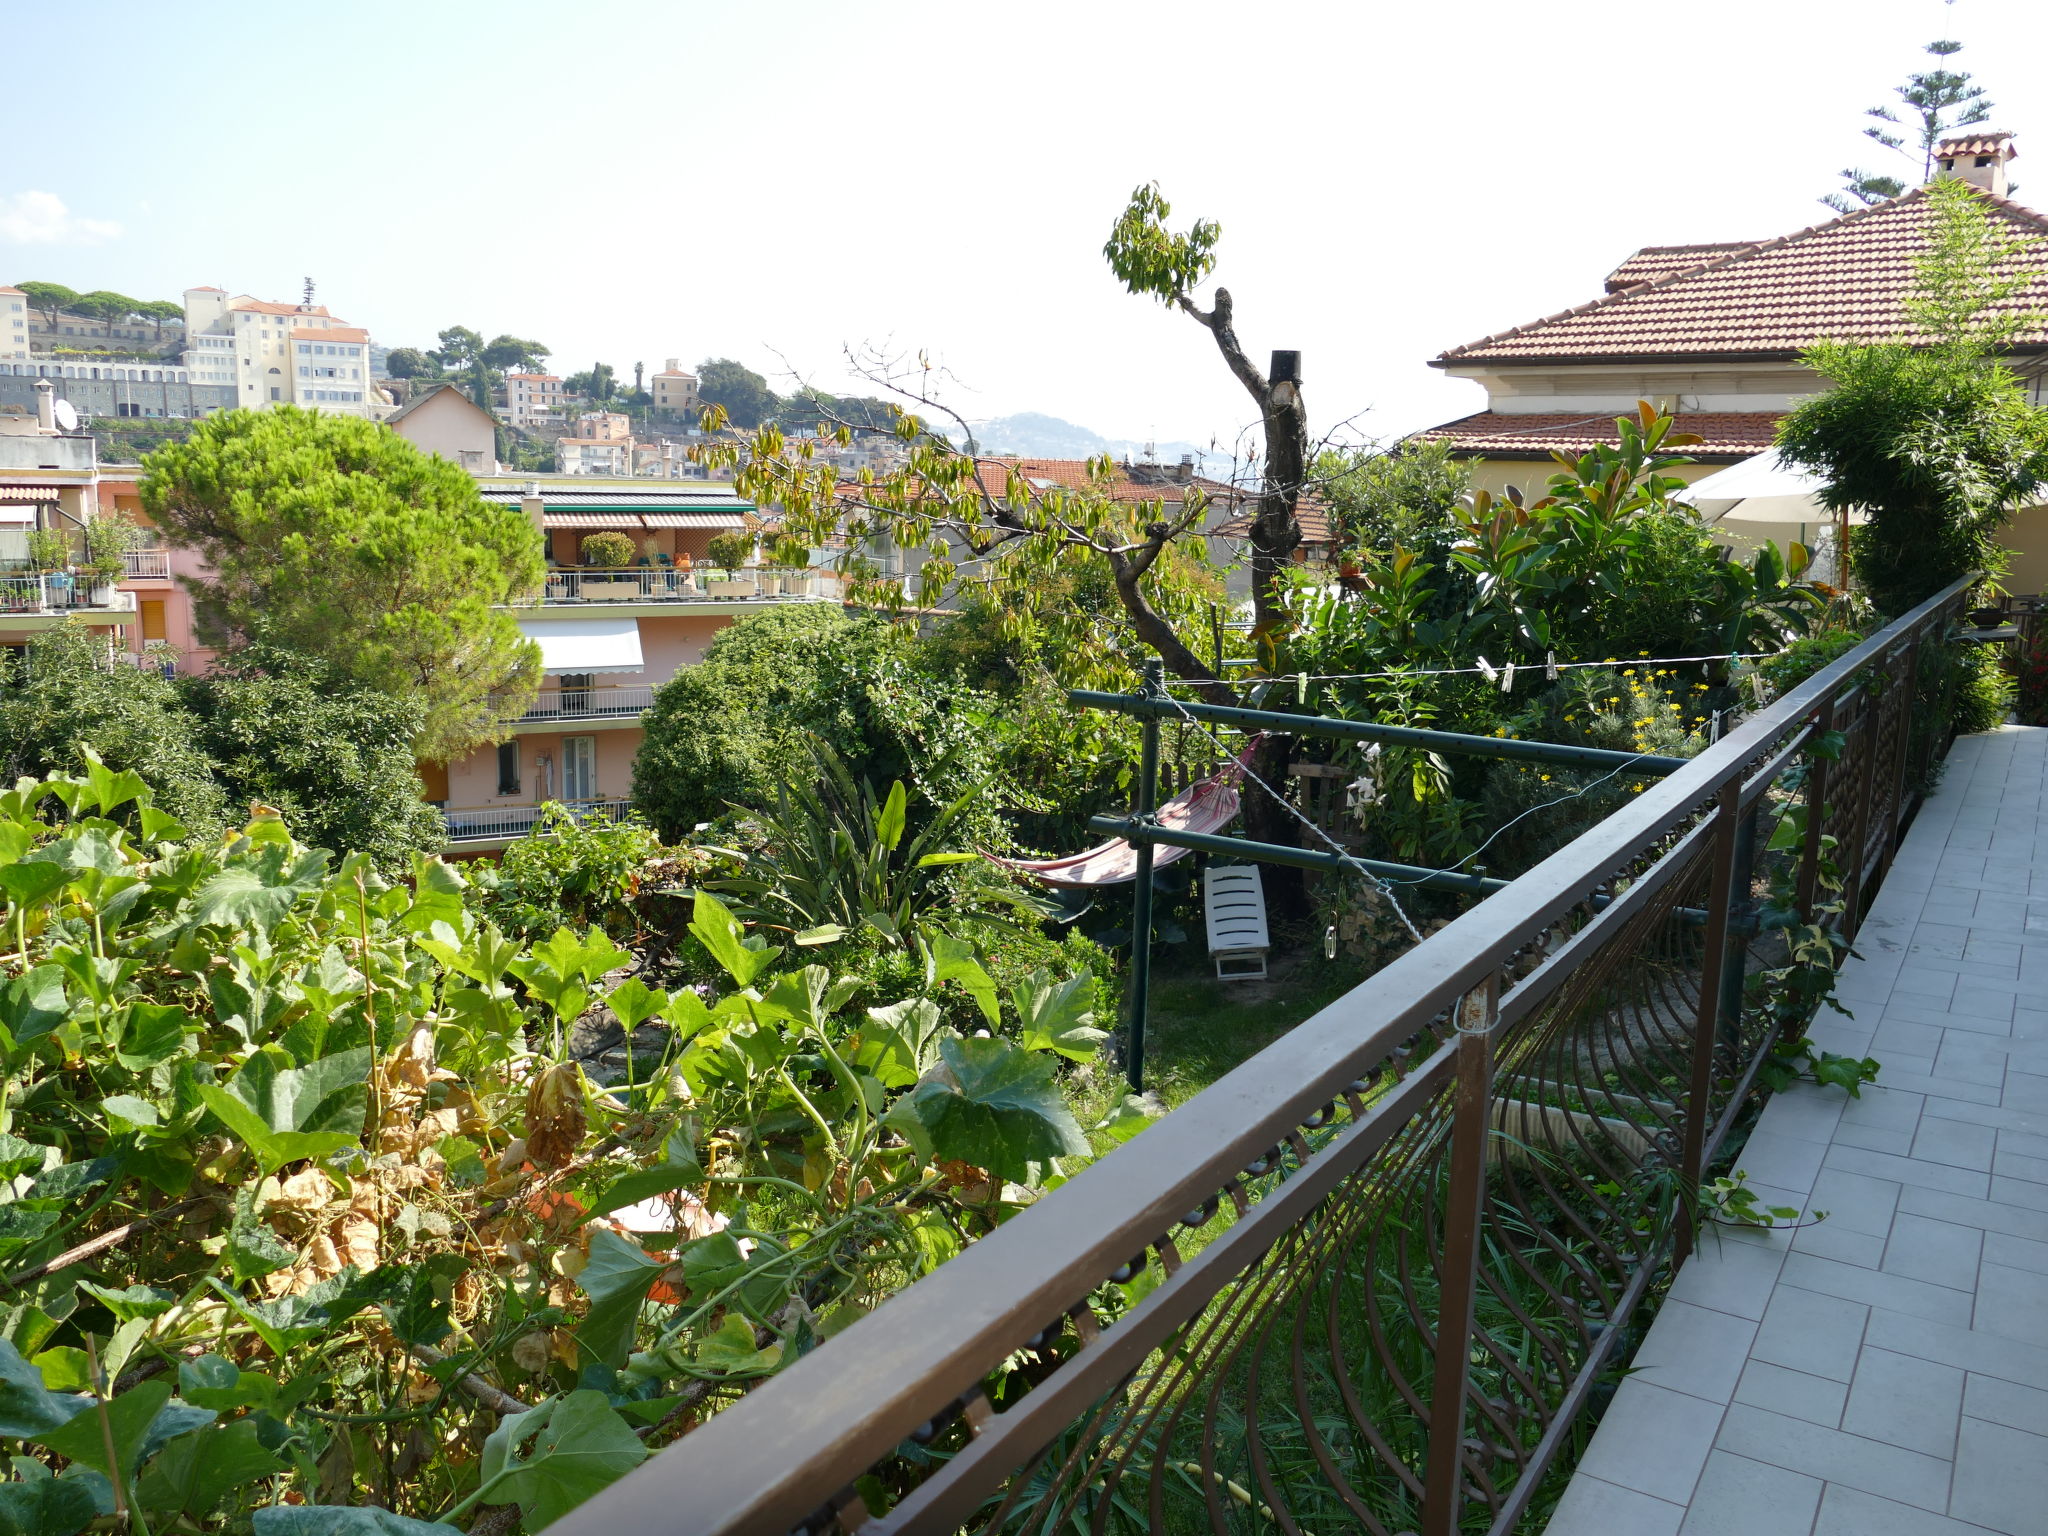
[1167,649,1774,690]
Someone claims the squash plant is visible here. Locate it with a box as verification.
[0,757,1130,1530]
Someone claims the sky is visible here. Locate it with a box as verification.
[6,0,2045,455]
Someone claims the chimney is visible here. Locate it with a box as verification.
[1176,453,1195,485]
[521,484,545,544]
[1933,132,2016,197]
[33,378,54,433]
[664,357,678,372]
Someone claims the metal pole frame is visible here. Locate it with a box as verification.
[1125,660,1165,1092]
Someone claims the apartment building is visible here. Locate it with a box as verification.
[556,410,636,475]
[1,288,26,360]
[651,359,699,420]
[435,477,846,849]
[180,287,379,418]
[505,373,567,429]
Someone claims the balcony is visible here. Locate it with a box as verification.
[442,798,631,846]
[121,549,171,579]
[0,573,135,621]
[523,566,841,607]
[504,682,654,724]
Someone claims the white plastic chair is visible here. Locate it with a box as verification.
[1203,865,1270,980]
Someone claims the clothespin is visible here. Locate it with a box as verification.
[1545,651,1559,681]
[1500,662,1516,694]
[1476,655,1498,685]
[1296,672,1308,704]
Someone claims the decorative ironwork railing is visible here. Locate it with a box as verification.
[555,578,1975,1536]
[520,567,838,605]
[441,799,633,844]
[500,684,656,722]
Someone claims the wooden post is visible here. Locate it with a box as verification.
[1422,976,1498,1536]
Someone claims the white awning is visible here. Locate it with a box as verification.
[516,616,644,675]
[1680,451,1867,526]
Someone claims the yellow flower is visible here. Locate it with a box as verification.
[1540,774,1552,781]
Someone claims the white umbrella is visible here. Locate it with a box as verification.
[1681,450,1867,526]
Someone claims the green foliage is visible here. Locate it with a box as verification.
[1948,637,2013,736]
[0,760,1116,1528]
[139,405,545,759]
[22,529,68,574]
[1752,628,1868,695]
[469,805,673,941]
[382,347,441,380]
[79,517,134,582]
[0,631,442,867]
[1102,182,1221,305]
[1780,180,2048,616]
[695,358,778,430]
[705,531,752,573]
[632,606,999,841]
[1317,438,1471,551]
[1829,38,1994,214]
[577,530,636,568]
[709,747,1046,952]
[13,282,78,329]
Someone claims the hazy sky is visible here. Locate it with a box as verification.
[7,0,2043,453]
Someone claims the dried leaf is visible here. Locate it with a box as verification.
[525,1063,587,1170]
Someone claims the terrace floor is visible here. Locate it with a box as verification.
[1548,725,2048,1536]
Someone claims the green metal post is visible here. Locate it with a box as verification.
[1126,660,1164,1092]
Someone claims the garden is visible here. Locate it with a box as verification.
[2,178,2047,1533]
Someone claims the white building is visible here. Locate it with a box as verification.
[179,287,378,418]
[0,287,26,360]
[651,358,699,420]
[505,373,567,429]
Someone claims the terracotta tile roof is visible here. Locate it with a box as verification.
[1411,410,1784,461]
[964,456,1244,505]
[1436,187,2048,365]
[231,298,336,318]
[1209,502,1337,545]
[506,373,560,382]
[1604,243,1759,293]
[292,326,368,343]
[1938,132,2015,161]
[0,286,23,296]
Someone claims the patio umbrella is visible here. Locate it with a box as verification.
[1681,450,1865,585]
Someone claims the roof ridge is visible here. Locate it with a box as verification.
[1438,188,1937,362]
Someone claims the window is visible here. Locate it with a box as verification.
[496,741,521,795]
[140,598,166,641]
[270,387,280,400]
[562,736,596,802]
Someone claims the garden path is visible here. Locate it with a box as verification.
[1547,724,2048,1536]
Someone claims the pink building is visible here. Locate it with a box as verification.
[434,482,841,853]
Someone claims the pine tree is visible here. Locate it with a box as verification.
[1825,39,1993,214]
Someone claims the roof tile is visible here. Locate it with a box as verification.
[1411,410,1783,460]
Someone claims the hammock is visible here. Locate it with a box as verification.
[990,744,1257,890]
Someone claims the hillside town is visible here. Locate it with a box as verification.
[5,9,2048,1536]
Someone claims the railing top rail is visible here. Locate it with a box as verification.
[554,574,1979,1535]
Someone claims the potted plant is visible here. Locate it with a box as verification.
[24,528,71,609]
[769,534,811,595]
[706,531,755,597]
[577,531,639,600]
[82,517,136,606]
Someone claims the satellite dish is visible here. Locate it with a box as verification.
[51,400,79,432]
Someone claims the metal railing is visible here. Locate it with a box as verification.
[0,574,135,614]
[506,683,656,722]
[524,566,837,605]
[441,799,634,843]
[555,576,1976,1536]
[120,549,171,579]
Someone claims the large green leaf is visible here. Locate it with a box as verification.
[574,1229,665,1371]
[883,1036,1088,1181]
[873,779,908,851]
[113,1002,191,1072]
[184,849,329,932]
[0,968,68,1049]
[197,1047,369,1173]
[476,1389,646,1530]
[36,1380,214,1479]
[0,863,70,913]
[0,1341,92,1439]
[924,934,998,1027]
[688,893,780,987]
[135,1418,283,1517]
[0,1474,100,1536]
[1014,969,1106,1062]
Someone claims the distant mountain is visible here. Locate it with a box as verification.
[955,412,1225,474]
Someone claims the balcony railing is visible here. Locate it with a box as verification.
[524,566,839,606]
[0,574,135,615]
[121,549,171,579]
[554,576,1979,1536]
[506,683,655,722]
[441,799,633,844]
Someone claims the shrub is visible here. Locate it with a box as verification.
[1753,628,1867,696]
[580,530,636,567]
[1950,640,2013,736]
[707,530,753,571]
